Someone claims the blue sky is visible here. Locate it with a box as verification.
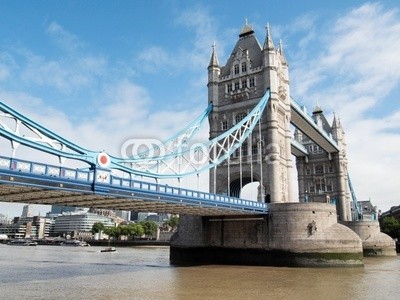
[0,0,399,217]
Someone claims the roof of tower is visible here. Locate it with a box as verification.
[312,106,332,135]
[220,22,263,77]
[208,42,220,68]
[239,19,255,37]
[312,105,323,115]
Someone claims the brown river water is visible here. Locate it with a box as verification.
[0,244,398,300]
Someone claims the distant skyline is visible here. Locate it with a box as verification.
[0,0,399,217]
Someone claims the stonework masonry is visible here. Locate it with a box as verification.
[343,221,396,256]
[170,203,364,267]
[170,21,395,267]
[207,22,292,203]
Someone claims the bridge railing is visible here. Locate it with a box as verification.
[115,177,267,210]
[0,155,268,212]
[0,156,92,182]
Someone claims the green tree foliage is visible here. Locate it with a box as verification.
[139,221,158,238]
[127,223,145,239]
[165,215,179,230]
[103,226,121,239]
[380,216,400,239]
[101,222,158,240]
[91,222,105,234]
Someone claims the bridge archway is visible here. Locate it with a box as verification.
[228,172,269,203]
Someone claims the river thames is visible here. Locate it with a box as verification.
[0,244,398,299]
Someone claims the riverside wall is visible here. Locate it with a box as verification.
[170,202,364,267]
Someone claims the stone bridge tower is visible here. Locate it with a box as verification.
[208,22,292,203]
[294,110,352,221]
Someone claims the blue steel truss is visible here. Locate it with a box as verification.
[348,172,362,221]
[132,103,212,160]
[0,100,213,179]
[120,90,270,178]
[0,91,268,179]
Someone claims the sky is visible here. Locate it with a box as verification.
[0,0,399,217]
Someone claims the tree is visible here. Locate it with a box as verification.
[140,221,158,239]
[91,222,105,234]
[103,226,121,239]
[380,216,400,239]
[127,223,145,239]
[164,215,179,231]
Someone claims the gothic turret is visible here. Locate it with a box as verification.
[207,42,220,104]
[278,39,288,66]
[263,23,275,51]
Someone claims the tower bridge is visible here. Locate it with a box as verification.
[0,21,396,266]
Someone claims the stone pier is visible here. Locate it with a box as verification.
[170,203,364,267]
[342,221,396,256]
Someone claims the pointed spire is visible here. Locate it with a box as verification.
[208,41,219,68]
[278,39,288,65]
[263,23,275,50]
[332,112,339,128]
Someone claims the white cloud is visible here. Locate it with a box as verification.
[18,49,106,94]
[289,3,400,211]
[137,5,218,75]
[46,21,83,53]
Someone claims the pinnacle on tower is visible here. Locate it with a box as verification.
[278,39,288,65]
[332,113,339,128]
[263,23,275,50]
[208,41,220,68]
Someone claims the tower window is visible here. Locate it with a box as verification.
[235,112,247,124]
[234,81,240,90]
[252,144,258,155]
[311,145,323,154]
[241,142,248,156]
[315,165,324,175]
[242,79,247,88]
[241,62,247,73]
[234,64,239,74]
[227,83,232,93]
[222,120,228,130]
[249,77,255,87]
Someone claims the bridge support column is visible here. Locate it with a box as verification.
[170,203,364,267]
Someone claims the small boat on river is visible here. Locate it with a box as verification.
[100,247,116,253]
[7,239,38,246]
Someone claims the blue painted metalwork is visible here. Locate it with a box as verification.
[348,172,362,221]
[0,90,268,179]
[0,101,98,163]
[0,155,268,214]
[133,103,212,159]
[121,90,270,178]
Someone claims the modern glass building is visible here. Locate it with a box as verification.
[53,212,114,235]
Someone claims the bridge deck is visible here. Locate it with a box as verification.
[0,156,268,216]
